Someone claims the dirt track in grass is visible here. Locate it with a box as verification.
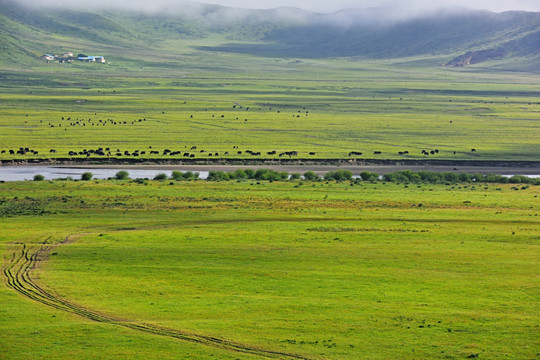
[3,239,314,360]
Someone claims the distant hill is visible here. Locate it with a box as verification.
[201,8,540,62]
[0,0,538,69]
[445,50,506,67]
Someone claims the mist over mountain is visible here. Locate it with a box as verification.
[1,0,538,68]
[9,0,540,14]
[210,8,540,59]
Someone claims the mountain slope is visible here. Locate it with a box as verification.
[203,9,540,59]
[0,0,538,68]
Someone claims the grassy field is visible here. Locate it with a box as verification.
[1,5,538,359]
[1,178,538,359]
[1,57,539,161]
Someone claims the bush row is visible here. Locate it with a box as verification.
[31,169,539,185]
[381,170,539,185]
[208,169,290,181]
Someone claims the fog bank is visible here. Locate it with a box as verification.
[12,0,540,13]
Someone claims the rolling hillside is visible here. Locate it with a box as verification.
[0,0,539,69]
[203,8,540,60]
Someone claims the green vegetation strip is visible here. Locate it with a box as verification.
[27,168,539,185]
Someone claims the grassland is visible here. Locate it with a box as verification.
[1,56,539,162]
[1,178,538,359]
[1,4,539,359]
[1,0,539,163]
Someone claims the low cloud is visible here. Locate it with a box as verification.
[12,0,540,13]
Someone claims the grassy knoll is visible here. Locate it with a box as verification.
[1,59,539,161]
[1,179,538,359]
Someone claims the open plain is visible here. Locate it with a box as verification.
[1,179,539,359]
[1,1,539,359]
[1,64,539,163]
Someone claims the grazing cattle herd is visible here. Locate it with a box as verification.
[0,146,480,159]
[1,147,40,156]
[1,107,481,160]
[42,116,148,130]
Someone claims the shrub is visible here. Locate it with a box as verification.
[253,169,287,181]
[207,171,229,181]
[417,171,441,183]
[231,169,247,180]
[278,171,289,180]
[458,172,472,183]
[254,169,271,180]
[115,171,129,180]
[508,175,531,184]
[33,174,45,181]
[171,170,183,180]
[81,172,93,181]
[324,170,353,182]
[153,173,168,181]
[290,173,301,180]
[409,173,422,183]
[441,172,458,183]
[359,171,379,182]
[244,169,256,179]
[182,171,197,180]
[383,171,410,183]
[303,171,319,181]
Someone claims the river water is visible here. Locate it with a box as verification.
[0,165,538,182]
[0,166,209,181]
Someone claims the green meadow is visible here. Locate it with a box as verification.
[1,57,539,161]
[1,4,539,359]
[1,178,538,359]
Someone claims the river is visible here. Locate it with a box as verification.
[1,164,539,182]
[0,166,209,181]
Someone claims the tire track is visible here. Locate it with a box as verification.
[3,239,314,360]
